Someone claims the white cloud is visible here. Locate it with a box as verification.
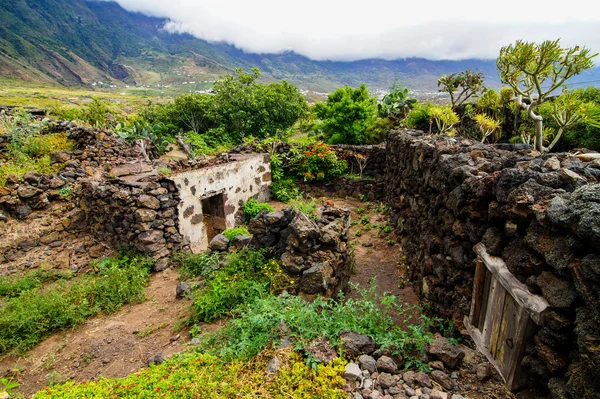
[113,0,600,61]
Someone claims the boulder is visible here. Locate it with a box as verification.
[378,372,397,389]
[137,194,161,210]
[376,356,398,374]
[427,335,465,369]
[299,262,333,294]
[344,362,362,382]
[307,337,338,364]
[340,331,377,356]
[209,234,229,251]
[359,355,377,374]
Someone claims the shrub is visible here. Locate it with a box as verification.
[199,285,437,364]
[296,142,347,181]
[288,198,319,220]
[172,251,222,281]
[190,249,278,323]
[34,349,347,399]
[243,198,274,220]
[0,253,152,354]
[0,269,75,298]
[314,84,377,145]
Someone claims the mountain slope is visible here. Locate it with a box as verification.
[1,0,598,93]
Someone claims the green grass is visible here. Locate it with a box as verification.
[0,253,153,355]
[0,269,75,298]
[188,249,280,323]
[198,284,436,365]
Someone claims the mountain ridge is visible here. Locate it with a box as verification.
[1,0,599,93]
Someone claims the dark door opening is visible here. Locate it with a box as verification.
[201,193,226,242]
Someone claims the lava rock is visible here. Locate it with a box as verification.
[209,234,229,251]
[340,330,377,356]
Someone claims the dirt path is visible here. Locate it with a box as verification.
[0,268,193,398]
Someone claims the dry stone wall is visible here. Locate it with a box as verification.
[384,129,600,398]
[248,206,352,299]
[80,177,184,271]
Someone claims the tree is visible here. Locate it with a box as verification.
[314,84,377,145]
[538,90,600,152]
[437,70,486,108]
[210,68,308,142]
[497,39,597,152]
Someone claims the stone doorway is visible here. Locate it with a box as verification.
[201,192,226,242]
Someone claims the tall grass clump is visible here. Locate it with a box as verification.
[0,253,153,354]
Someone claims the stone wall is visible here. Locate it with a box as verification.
[296,176,383,201]
[384,129,600,398]
[248,206,352,299]
[80,177,184,271]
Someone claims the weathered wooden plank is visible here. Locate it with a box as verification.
[477,269,492,331]
[488,289,508,356]
[505,307,537,391]
[470,260,488,327]
[482,276,505,347]
[474,243,549,325]
[496,294,520,368]
[464,317,506,384]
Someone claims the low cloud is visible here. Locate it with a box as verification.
[113,0,600,61]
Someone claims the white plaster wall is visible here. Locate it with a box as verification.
[171,154,271,252]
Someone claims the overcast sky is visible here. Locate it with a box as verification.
[112,0,600,62]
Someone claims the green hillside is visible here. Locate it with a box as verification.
[1,0,598,93]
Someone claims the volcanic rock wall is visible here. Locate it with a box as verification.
[248,206,352,299]
[80,177,184,271]
[384,129,600,398]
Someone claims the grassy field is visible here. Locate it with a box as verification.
[0,79,185,115]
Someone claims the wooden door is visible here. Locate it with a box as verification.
[465,243,549,391]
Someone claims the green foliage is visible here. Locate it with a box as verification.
[0,110,72,185]
[437,70,486,108]
[537,89,600,152]
[0,253,152,354]
[405,102,432,130]
[377,82,417,119]
[114,121,171,157]
[0,269,74,298]
[429,105,459,135]
[269,152,302,203]
[190,249,277,323]
[474,113,502,143]
[222,227,251,241]
[497,39,597,152]
[33,350,347,399]
[184,131,211,156]
[0,376,20,394]
[295,142,347,181]
[172,251,222,281]
[157,167,171,176]
[210,68,308,143]
[243,198,275,221]
[80,98,124,129]
[288,198,319,220]
[141,69,307,147]
[314,84,377,144]
[58,185,73,198]
[199,285,436,364]
[366,117,395,144]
